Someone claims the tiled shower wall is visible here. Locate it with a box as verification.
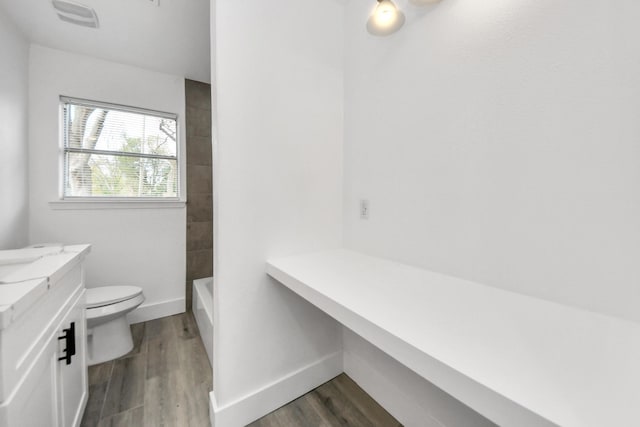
[185,79,213,310]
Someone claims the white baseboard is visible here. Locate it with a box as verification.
[209,351,343,427]
[127,297,185,324]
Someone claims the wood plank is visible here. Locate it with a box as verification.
[300,391,352,426]
[144,370,195,427]
[332,374,402,427]
[143,316,176,342]
[80,382,109,427]
[97,406,144,427]
[271,398,324,427]
[248,374,403,427]
[81,361,114,426]
[80,313,401,427]
[82,314,213,427]
[172,311,200,340]
[102,353,146,417]
[310,379,375,427]
[146,326,179,379]
[176,336,213,422]
[88,361,113,386]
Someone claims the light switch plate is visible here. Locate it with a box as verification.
[360,199,370,219]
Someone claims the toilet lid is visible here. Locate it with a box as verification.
[86,286,143,308]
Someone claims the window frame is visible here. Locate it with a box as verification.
[57,96,184,206]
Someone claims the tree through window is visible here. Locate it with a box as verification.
[61,97,179,199]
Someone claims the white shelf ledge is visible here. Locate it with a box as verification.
[266,249,640,427]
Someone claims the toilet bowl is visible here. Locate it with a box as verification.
[86,286,145,366]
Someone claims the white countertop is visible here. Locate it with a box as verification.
[267,249,640,427]
[0,244,91,329]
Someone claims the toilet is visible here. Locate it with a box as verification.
[85,286,145,366]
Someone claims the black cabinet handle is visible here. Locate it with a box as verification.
[58,322,76,365]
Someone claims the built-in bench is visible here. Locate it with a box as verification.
[267,249,640,427]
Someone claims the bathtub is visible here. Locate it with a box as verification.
[192,277,213,366]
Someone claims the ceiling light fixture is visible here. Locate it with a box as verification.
[52,0,99,29]
[366,0,405,37]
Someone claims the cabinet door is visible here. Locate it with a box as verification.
[56,295,88,427]
[0,335,60,427]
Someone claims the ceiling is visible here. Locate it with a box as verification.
[0,0,210,83]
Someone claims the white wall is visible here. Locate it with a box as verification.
[28,45,187,321]
[212,0,344,423]
[344,0,640,326]
[0,9,29,249]
[342,0,640,425]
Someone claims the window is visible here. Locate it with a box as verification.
[60,97,179,200]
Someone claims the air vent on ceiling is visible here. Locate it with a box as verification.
[52,0,99,29]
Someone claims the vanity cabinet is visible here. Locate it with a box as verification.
[0,245,90,427]
[56,294,87,427]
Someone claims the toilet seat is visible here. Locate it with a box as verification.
[86,286,143,309]
[86,293,145,322]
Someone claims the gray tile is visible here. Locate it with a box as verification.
[186,136,212,166]
[187,249,213,281]
[186,193,213,222]
[187,164,212,195]
[187,221,213,251]
[186,280,194,312]
[185,79,212,110]
[186,106,212,138]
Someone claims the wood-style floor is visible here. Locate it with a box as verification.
[80,312,402,427]
[249,374,402,427]
[80,313,212,427]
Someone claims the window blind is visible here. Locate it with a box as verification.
[61,97,179,199]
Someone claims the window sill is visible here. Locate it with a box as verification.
[49,199,186,210]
